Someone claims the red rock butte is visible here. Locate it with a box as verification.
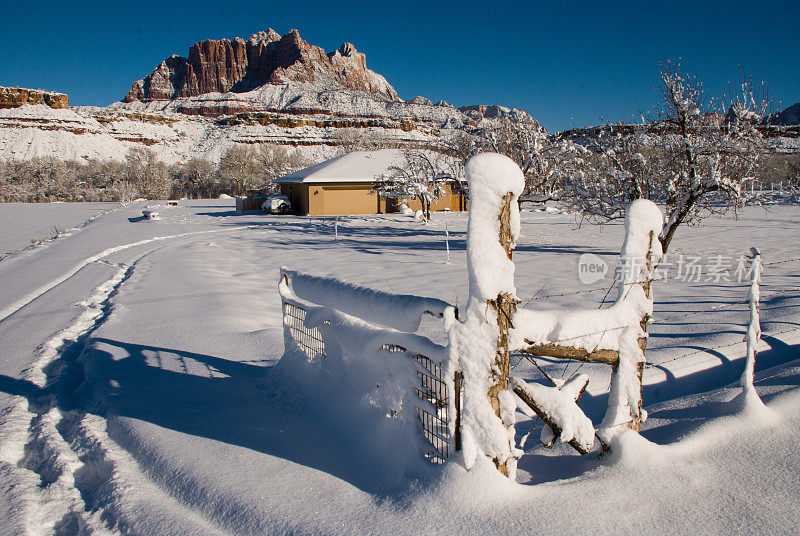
[124,29,399,103]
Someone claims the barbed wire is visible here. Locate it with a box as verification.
[645,325,800,370]
[517,255,799,307]
[511,283,799,384]
[763,256,800,267]
[648,285,800,325]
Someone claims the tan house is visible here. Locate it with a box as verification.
[275,149,468,216]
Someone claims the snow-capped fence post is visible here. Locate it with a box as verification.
[450,153,524,478]
[741,247,762,397]
[597,201,663,443]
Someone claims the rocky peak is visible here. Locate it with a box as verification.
[124,29,398,104]
[335,42,357,57]
[248,29,281,46]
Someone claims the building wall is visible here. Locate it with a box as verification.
[280,181,467,216]
[405,183,468,212]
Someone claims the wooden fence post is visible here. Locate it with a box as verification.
[487,193,517,476]
[455,153,524,478]
[631,229,657,431]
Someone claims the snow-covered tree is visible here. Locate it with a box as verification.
[217,145,260,196]
[560,128,661,220]
[486,115,588,204]
[372,149,455,220]
[561,61,769,253]
[124,147,169,200]
[176,158,216,198]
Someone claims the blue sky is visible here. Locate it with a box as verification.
[1,1,798,131]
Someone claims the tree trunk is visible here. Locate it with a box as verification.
[659,190,700,253]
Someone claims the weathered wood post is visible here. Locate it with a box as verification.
[632,229,657,431]
[450,153,524,478]
[486,192,517,475]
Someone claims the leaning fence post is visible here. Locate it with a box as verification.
[741,247,762,396]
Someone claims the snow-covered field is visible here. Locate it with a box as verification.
[0,199,799,535]
[0,202,118,258]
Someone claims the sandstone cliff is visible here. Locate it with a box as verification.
[0,86,69,109]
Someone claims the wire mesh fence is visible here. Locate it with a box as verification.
[282,300,326,360]
[281,295,454,464]
[412,353,451,462]
[382,344,452,462]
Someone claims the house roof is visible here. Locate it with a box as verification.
[275,149,405,184]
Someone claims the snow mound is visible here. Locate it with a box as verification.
[280,267,453,334]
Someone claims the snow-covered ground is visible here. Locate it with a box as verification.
[0,200,798,535]
[0,202,118,258]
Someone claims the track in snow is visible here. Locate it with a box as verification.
[0,230,242,536]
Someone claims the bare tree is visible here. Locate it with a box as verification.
[217,145,260,196]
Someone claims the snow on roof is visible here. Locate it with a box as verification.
[275,149,405,184]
